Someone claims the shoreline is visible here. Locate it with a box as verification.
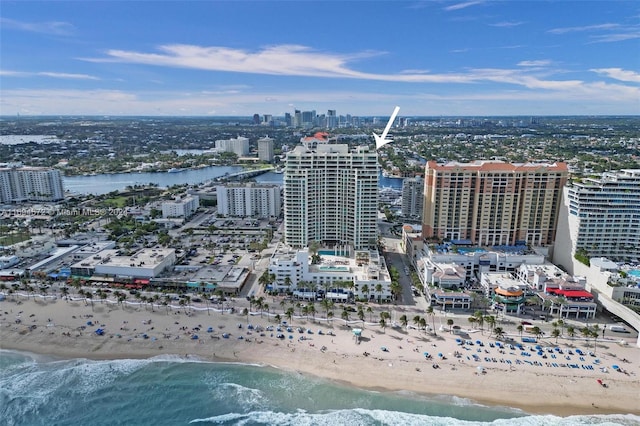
[1,296,639,418]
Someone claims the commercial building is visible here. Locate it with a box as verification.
[216,183,281,218]
[554,169,640,269]
[284,137,378,250]
[401,176,424,218]
[70,248,176,279]
[422,160,568,247]
[0,166,64,203]
[162,196,199,219]
[257,136,275,163]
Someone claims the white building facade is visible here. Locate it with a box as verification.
[267,246,393,302]
[216,183,282,218]
[554,169,640,269]
[284,142,378,250]
[257,136,275,163]
[215,136,250,157]
[162,196,200,219]
[0,166,64,203]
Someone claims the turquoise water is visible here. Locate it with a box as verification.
[318,265,349,271]
[1,350,637,426]
[318,250,336,256]
[628,270,640,278]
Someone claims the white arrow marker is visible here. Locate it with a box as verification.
[373,106,400,149]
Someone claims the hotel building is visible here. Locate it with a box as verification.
[554,169,640,269]
[283,137,378,250]
[422,160,568,247]
[0,166,65,203]
[216,183,282,218]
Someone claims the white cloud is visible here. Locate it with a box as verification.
[517,60,552,67]
[37,72,100,80]
[0,69,99,80]
[591,68,640,83]
[589,31,640,43]
[547,23,620,34]
[444,1,484,12]
[0,17,75,36]
[2,80,638,117]
[490,21,523,28]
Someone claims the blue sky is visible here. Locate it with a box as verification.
[1,1,639,116]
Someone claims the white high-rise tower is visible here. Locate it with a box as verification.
[284,138,378,250]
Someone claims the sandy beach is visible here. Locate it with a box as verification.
[1,293,638,417]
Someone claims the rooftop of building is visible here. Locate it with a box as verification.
[426,159,568,172]
[72,247,175,269]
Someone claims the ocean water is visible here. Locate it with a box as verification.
[1,351,637,426]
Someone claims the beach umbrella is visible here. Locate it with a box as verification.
[438,352,443,358]
[423,352,429,357]
[612,364,620,370]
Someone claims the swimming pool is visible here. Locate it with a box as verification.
[628,269,640,278]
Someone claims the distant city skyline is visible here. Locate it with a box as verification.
[1,1,639,117]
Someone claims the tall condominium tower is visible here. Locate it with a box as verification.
[284,140,378,250]
[554,169,640,269]
[401,176,424,219]
[257,136,274,163]
[422,160,568,247]
[0,166,65,203]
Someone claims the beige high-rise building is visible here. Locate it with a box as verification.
[422,160,568,247]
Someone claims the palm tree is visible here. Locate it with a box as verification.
[379,317,387,333]
[285,307,294,324]
[566,326,576,340]
[366,306,373,323]
[485,315,496,336]
[413,315,421,329]
[361,284,370,301]
[390,281,402,302]
[327,310,334,325]
[474,311,484,334]
[399,314,408,330]
[493,326,505,341]
[581,326,591,347]
[308,303,316,322]
[418,317,427,333]
[426,306,436,336]
[531,326,543,341]
[591,325,601,353]
[61,286,69,302]
[551,328,561,344]
[468,316,477,329]
[243,308,249,323]
[341,309,350,325]
[446,318,454,333]
[517,324,524,338]
[375,283,383,303]
[358,307,365,326]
